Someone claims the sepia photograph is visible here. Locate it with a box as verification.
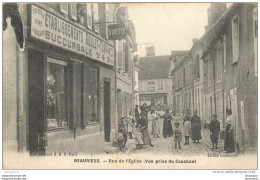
[2,2,258,171]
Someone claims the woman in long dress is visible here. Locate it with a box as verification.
[151,110,160,138]
[161,109,173,139]
[136,113,154,147]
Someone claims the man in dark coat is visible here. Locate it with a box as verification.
[191,110,202,143]
[209,114,220,149]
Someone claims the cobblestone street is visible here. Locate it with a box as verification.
[125,117,213,156]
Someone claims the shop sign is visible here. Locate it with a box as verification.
[31,5,114,66]
[108,23,127,40]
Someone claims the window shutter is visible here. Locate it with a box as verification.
[105,4,110,39]
[117,41,123,69]
[124,43,129,73]
[60,3,69,15]
[122,43,126,72]
[70,3,77,21]
[86,3,92,29]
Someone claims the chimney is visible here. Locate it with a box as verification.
[207,3,227,28]
[192,38,199,46]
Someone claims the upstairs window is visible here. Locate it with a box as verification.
[232,15,239,63]
[92,3,100,33]
[86,3,93,29]
[70,3,77,21]
[216,46,223,83]
[60,3,77,21]
[117,40,123,70]
[148,82,155,92]
[60,3,69,15]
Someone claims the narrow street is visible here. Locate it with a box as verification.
[124,116,213,156]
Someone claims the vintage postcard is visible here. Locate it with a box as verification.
[2,2,258,170]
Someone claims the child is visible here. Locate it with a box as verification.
[135,127,144,150]
[173,122,182,149]
[183,116,191,145]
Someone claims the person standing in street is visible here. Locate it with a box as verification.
[173,122,182,149]
[136,113,154,147]
[126,111,135,139]
[224,109,235,153]
[183,116,191,145]
[135,105,140,121]
[161,109,173,139]
[191,110,202,143]
[118,117,128,150]
[151,110,160,138]
[209,114,220,149]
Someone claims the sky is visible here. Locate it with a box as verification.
[126,3,211,56]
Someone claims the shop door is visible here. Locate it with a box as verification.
[104,80,111,142]
[28,49,45,155]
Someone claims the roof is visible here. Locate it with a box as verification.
[138,55,171,80]
[171,51,188,56]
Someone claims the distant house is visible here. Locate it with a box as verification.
[138,55,173,111]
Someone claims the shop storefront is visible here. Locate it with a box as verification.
[25,4,115,155]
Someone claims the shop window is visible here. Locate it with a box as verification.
[232,15,239,63]
[82,65,98,126]
[46,58,68,130]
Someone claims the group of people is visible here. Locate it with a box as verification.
[118,105,236,153]
[209,109,235,153]
[149,109,203,149]
[117,106,154,151]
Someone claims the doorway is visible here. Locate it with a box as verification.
[104,80,111,142]
[28,49,45,155]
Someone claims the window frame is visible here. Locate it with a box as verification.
[46,57,69,131]
[82,64,100,126]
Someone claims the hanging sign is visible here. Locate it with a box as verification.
[108,23,127,40]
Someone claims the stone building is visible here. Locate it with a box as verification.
[138,55,173,111]
[3,3,136,157]
[201,3,257,152]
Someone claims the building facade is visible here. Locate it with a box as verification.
[138,56,173,111]
[3,3,136,156]
[201,3,258,152]
[115,6,137,120]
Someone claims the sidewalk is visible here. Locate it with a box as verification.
[201,129,224,152]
